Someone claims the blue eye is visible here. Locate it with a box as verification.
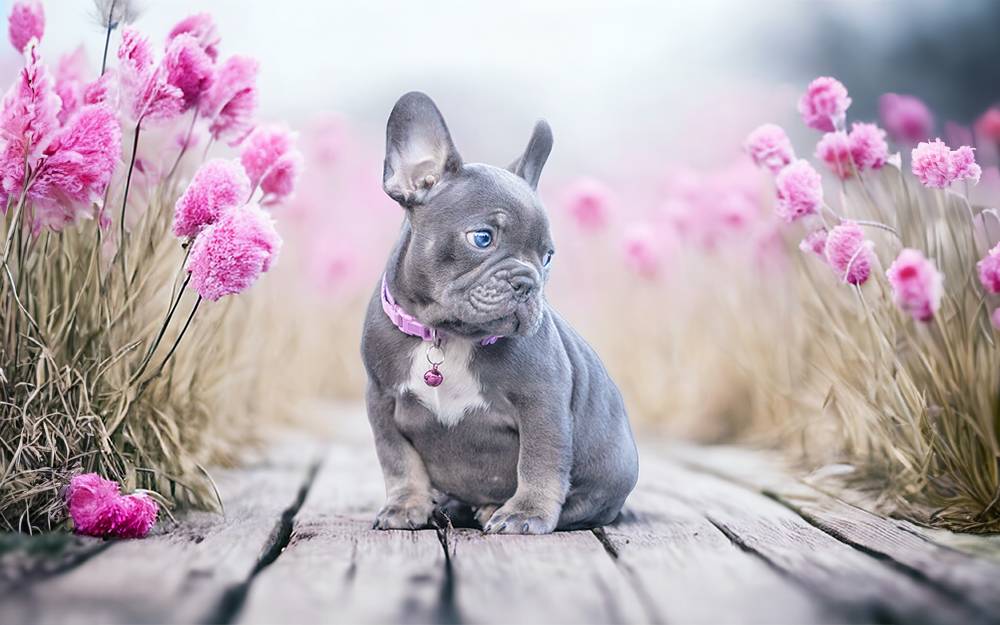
[467,230,493,248]
[543,251,554,267]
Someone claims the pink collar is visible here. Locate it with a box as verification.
[381,274,501,346]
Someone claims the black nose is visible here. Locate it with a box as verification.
[509,275,535,300]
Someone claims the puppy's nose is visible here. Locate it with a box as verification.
[509,275,535,301]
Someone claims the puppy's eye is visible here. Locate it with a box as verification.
[542,250,554,267]
[467,230,494,249]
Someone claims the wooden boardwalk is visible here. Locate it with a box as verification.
[2,413,999,625]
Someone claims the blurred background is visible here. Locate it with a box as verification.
[19,0,1000,438]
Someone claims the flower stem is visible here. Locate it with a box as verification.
[134,295,202,402]
[100,0,117,76]
[128,272,192,385]
[117,123,142,289]
[165,110,199,183]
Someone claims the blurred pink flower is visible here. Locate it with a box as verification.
[117,27,184,125]
[799,227,828,257]
[8,0,43,52]
[561,177,611,232]
[66,473,158,539]
[186,202,281,300]
[54,46,88,125]
[977,243,1000,294]
[879,93,933,145]
[975,108,1000,144]
[825,221,872,285]
[30,104,123,230]
[944,121,973,150]
[816,131,853,179]
[912,140,981,188]
[886,248,943,322]
[774,159,823,222]
[200,55,258,145]
[164,34,214,111]
[911,139,954,188]
[166,13,220,61]
[173,158,250,238]
[744,123,794,174]
[848,122,888,172]
[622,223,660,278]
[240,124,303,204]
[992,308,1000,331]
[798,77,851,132]
[83,71,117,107]
[0,41,62,208]
[951,145,981,185]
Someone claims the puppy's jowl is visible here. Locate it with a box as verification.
[361,92,638,534]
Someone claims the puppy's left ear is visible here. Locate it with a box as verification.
[508,120,553,190]
[383,92,463,207]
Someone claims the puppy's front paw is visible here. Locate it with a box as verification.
[483,498,558,534]
[373,495,435,530]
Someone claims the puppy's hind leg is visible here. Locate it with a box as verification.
[473,504,499,530]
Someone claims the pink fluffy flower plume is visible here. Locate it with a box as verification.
[561,177,612,232]
[65,473,158,539]
[186,203,282,301]
[7,0,44,53]
[977,243,1000,294]
[799,77,851,132]
[879,93,933,145]
[825,221,874,285]
[200,55,258,145]
[744,124,794,174]
[886,248,943,322]
[173,159,251,238]
[774,159,823,222]
[912,139,981,188]
[240,124,303,204]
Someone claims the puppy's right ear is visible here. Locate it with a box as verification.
[383,92,463,207]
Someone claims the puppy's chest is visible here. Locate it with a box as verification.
[397,340,490,427]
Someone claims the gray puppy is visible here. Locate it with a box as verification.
[361,92,638,534]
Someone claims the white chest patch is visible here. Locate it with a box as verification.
[399,339,488,427]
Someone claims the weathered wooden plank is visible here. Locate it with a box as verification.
[598,466,836,624]
[0,441,323,625]
[677,445,1000,617]
[0,533,106,593]
[650,452,983,624]
[236,442,448,624]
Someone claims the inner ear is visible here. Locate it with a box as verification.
[507,120,553,190]
[383,92,463,207]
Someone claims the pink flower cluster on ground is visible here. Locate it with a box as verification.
[798,77,851,132]
[186,203,281,300]
[7,0,43,53]
[879,93,934,145]
[65,473,158,539]
[825,221,873,285]
[744,124,795,174]
[911,139,981,188]
[886,248,943,322]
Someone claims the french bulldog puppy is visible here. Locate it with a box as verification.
[361,92,638,534]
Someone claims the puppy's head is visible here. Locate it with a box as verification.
[383,92,554,339]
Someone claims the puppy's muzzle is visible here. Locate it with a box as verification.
[509,275,536,302]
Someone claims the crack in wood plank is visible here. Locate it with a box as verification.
[590,526,665,625]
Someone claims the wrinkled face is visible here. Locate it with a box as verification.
[405,165,554,338]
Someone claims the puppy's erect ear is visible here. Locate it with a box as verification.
[507,120,553,190]
[383,92,462,207]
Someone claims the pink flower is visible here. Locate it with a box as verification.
[562,178,611,232]
[164,34,214,111]
[186,203,281,300]
[774,159,823,222]
[54,46,89,125]
[825,221,873,285]
[799,228,828,257]
[911,139,953,188]
[30,104,123,230]
[977,243,1000,294]
[744,123,795,174]
[992,308,1000,331]
[886,248,943,322]
[975,108,1000,144]
[240,124,302,204]
[8,0,43,52]
[0,41,61,208]
[951,145,981,185]
[816,131,853,179]
[848,122,888,171]
[166,13,220,61]
[622,223,660,278]
[798,77,851,132]
[66,473,158,539]
[117,27,184,125]
[200,55,258,145]
[879,93,933,145]
[173,159,251,238]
